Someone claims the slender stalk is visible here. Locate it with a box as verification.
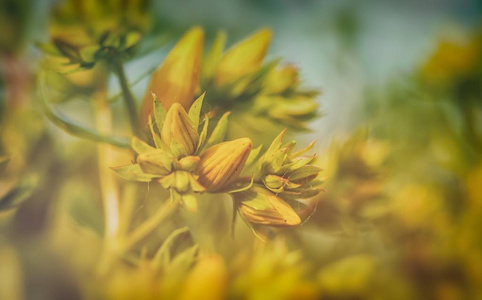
[120,200,178,253]
[97,199,178,277]
[112,59,143,137]
[94,81,123,278]
[94,86,121,245]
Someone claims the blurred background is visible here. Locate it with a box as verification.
[1,0,481,299]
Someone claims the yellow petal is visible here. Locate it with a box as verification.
[141,27,204,124]
[161,103,199,156]
[179,255,227,300]
[214,28,272,85]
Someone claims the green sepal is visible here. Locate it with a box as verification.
[288,165,322,182]
[152,92,167,133]
[224,176,254,194]
[159,173,176,190]
[276,155,315,175]
[188,92,205,128]
[196,114,210,154]
[291,139,316,157]
[188,174,206,192]
[148,115,163,149]
[245,145,262,166]
[111,164,158,182]
[137,149,173,175]
[131,136,155,154]
[206,111,230,148]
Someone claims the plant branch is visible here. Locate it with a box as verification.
[38,74,130,148]
[112,59,143,137]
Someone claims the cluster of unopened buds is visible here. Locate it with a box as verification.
[112,26,322,236]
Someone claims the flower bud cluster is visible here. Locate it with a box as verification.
[112,27,322,235]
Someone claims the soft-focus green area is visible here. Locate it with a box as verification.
[1,0,481,299]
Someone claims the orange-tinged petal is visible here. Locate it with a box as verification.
[197,138,252,192]
[140,27,204,124]
[236,186,301,226]
[214,28,272,85]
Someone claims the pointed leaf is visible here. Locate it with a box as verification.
[152,226,191,271]
[291,140,316,157]
[246,145,262,166]
[111,164,158,182]
[153,92,167,133]
[188,92,205,128]
[206,111,230,148]
[131,136,155,154]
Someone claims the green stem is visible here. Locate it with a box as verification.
[112,59,143,138]
[38,74,131,148]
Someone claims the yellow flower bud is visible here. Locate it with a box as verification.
[140,27,204,124]
[161,103,199,156]
[235,186,301,226]
[197,138,252,192]
[214,28,272,85]
[263,64,299,94]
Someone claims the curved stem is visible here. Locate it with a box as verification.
[112,59,143,138]
[38,74,130,148]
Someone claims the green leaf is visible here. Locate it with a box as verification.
[131,136,155,154]
[152,226,191,271]
[168,244,199,274]
[111,164,158,182]
[188,93,205,128]
[288,165,322,182]
[0,177,37,211]
[260,129,286,163]
[246,145,262,166]
[206,111,230,148]
[148,115,165,150]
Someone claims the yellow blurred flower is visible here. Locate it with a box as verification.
[421,35,480,86]
[179,254,227,300]
[140,27,204,123]
[214,28,272,85]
